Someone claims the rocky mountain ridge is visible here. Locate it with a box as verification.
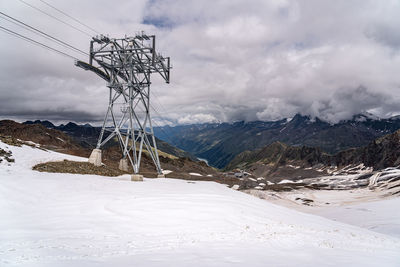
[154,113,400,168]
[23,120,197,161]
[226,129,400,181]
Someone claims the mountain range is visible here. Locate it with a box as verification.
[153,113,400,168]
[6,117,400,188]
[225,129,400,181]
[22,112,400,170]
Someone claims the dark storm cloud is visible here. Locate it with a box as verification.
[1,0,400,125]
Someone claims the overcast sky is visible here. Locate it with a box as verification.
[1,0,400,125]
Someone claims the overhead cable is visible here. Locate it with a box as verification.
[17,0,92,37]
[0,11,88,56]
[38,0,99,35]
[0,25,79,60]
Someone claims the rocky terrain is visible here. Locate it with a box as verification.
[221,129,400,200]
[1,120,220,179]
[0,147,14,164]
[6,118,400,195]
[33,160,126,176]
[0,120,85,156]
[24,120,198,161]
[154,113,400,168]
[226,129,400,181]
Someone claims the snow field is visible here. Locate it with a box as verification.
[1,141,399,266]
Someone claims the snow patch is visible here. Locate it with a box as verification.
[278,179,296,184]
[56,137,65,143]
[231,184,240,190]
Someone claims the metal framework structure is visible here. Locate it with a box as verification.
[76,33,170,174]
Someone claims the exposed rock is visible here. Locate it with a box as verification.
[33,160,125,176]
[226,130,400,180]
[0,120,83,156]
[0,147,14,163]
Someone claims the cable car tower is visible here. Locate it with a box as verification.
[75,33,170,179]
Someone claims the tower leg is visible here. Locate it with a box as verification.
[88,148,102,166]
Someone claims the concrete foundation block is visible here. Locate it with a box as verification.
[131,174,144,181]
[157,174,166,178]
[88,148,102,166]
[119,158,129,172]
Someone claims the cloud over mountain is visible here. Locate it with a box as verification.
[1,0,400,124]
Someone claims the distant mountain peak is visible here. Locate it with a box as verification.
[291,113,311,121]
[65,122,78,127]
[389,115,400,120]
[23,120,55,128]
[352,112,381,122]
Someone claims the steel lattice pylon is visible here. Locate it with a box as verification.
[76,33,170,175]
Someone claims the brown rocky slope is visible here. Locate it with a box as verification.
[226,129,400,181]
[0,120,221,179]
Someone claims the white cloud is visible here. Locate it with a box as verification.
[177,113,218,124]
[1,0,400,125]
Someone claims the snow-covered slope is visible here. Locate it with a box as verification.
[313,197,400,238]
[1,141,399,266]
[248,187,400,238]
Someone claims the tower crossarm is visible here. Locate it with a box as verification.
[75,60,110,82]
[86,34,170,85]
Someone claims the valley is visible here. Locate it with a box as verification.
[154,113,400,169]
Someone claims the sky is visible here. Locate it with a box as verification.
[1,0,400,125]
